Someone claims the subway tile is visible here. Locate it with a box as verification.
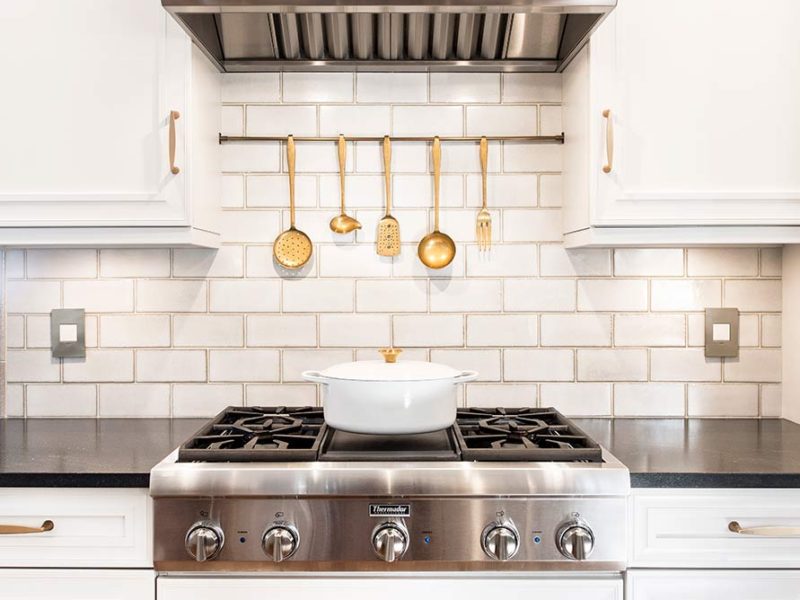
[393,315,463,347]
[614,249,684,276]
[173,246,244,278]
[319,314,391,347]
[64,349,134,382]
[392,243,466,279]
[27,249,97,278]
[136,350,206,382]
[687,313,705,346]
[220,210,281,243]
[283,72,353,102]
[467,315,537,347]
[8,281,61,313]
[6,385,24,417]
[761,384,782,417]
[724,348,781,382]
[99,383,170,417]
[64,280,133,313]
[466,106,537,136]
[541,314,611,347]
[247,384,317,407]
[222,73,280,103]
[222,175,245,208]
[355,141,428,173]
[651,348,721,382]
[221,142,280,172]
[504,349,573,382]
[502,73,561,103]
[578,280,648,312]
[356,279,428,313]
[430,349,501,382]
[465,244,538,277]
[438,141,501,173]
[209,280,280,312]
[173,384,244,417]
[246,105,317,136]
[687,248,759,276]
[357,73,428,103]
[293,141,353,173]
[540,105,562,136]
[430,279,502,312]
[393,106,463,136]
[283,349,353,382]
[651,280,721,311]
[688,384,759,417]
[540,383,612,416]
[100,315,171,348]
[319,175,382,209]
[27,384,97,417]
[504,279,576,312]
[283,279,354,312]
[7,350,60,382]
[724,280,781,312]
[614,314,685,347]
[247,315,317,347]
[577,349,647,382]
[465,174,536,208]
[319,244,393,277]
[393,174,463,208]
[503,209,561,242]
[137,280,206,312]
[438,209,501,243]
[6,250,24,279]
[100,249,170,277]
[466,383,537,408]
[504,143,562,172]
[614,383,685,417]
[762,315,781,347]
[174,315,244,347]
[247,175,317,208]
[320,106,391,137]
[6,316,23,348]
[540,245,612,276]
[221,105,243,136]
[430,73,500,103]
[539,174,562,207]
[761,248,782,276]
[210,349,280,382]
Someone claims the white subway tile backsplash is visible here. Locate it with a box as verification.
[505,279,576,312]
[100,249,170,278]
[724,348,781,382]
[99,383,170,417]
[430,349,501,382]
[319,314,391,347]
[247,315,316,347]
[578,280,648,312]
[319,244,393,277]
[320,106,391,137]
[246,105,317,136]
[687,248,759,276]
[466,383,537,408]
[393,174,463,208]
[541,314,611,347]
[222,142,280,172]
[394,315,463,347]
[6,385,24,417]
[577,349,647,382]
[355,141,428,173]
[27,249,97,279]
[466,106,537,136]
[505,349,573,382]
[64,350,134,382]
[438,209,501,243]
[174,315,244,347]
[739,314,760,347]
[761,384,782,417]
[210,280,280,312]
[8,281,61,313]
[614,249,684,276]
[392,243,466,279]
[173,383,243,417]
[438,141,501,173]
[761,248,782,276]
[540,105,562,136]
[173,247,244,278]
[222,73,280,103]
[503,209,561,242]
[540,383,611,416]
[220,210,281,243]
[467,315,537,347]
[6,250,24,279]
[8,350,60,382]
[614,314,685,347]
[465,245,537,277]
[540,246,612,277]
[430,279,502,312]
[247,175,317,208]
[357,73,428,104]
[356,279,428,313]
[688,383,759,417]
[539,175,562,207]
[283,349,353,382]
[651,280,721,311]
[137,280,207,313]
[27,384,97,417]
[651,349,721,382]
[614,383,685,417]
[137,350,206,382]
[247,383,317,407]
[504,143,562,172]
[502,73,561,103]
[393,106,463,136]
[762,315,781,347]
[209,349,280,382]
[283,279,354,312]
[64,280,135,313]
[466,174,536,208]
[320,175,382,208]
[7,316,23,348]
[100,315,171,347]
[430,73,500,103]
[283,72,353,103]
[222,175,245,208]
[724,279,781,312]
[221,105,243,136]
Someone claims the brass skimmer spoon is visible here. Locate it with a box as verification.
[418,136,456,269]
[329,134,362,234]
[273,135,313,270]
[376,136,400,256]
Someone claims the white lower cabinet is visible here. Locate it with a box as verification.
[626,570,800,600]
[0,569,154,600]
[158,576,622,600]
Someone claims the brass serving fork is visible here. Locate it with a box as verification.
[476,136,492,250]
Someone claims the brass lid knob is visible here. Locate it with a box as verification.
[378,348,403,363]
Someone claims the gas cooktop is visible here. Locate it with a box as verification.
[178,406,603,463]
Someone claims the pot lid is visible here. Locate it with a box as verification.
[316,348,464,382]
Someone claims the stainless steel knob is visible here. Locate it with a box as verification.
[557,519,594,560]
[184,523,224,562]
[261,523,299,562]
[372,522,408,562]
[481,522,519,561]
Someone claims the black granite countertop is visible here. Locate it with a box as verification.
[2,417,800,488]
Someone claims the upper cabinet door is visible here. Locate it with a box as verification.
[0,0,189,226]
[594,0,800,226]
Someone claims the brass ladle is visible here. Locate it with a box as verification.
[418,136,456,269]
[329,134,361,234]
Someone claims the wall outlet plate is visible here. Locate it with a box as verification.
[704,307,739,358]
[51,308,86,358]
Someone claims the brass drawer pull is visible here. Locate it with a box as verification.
[602,109,613,174]
[729,521,800,537]
[169,110,181,175]
[0,520,54,535]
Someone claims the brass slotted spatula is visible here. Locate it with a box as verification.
[273,135,313,269]
[376,136,400,256]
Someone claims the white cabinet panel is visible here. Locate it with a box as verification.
[0,488,151,567]
[159,576,622,600]
[626,569,800,600]
[0,569,154,600]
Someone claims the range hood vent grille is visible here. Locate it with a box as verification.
[165,2,615,73]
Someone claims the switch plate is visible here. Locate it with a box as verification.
[704,307,739,358]
[51,309,85,358]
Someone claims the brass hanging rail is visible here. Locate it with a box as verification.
[218,133,564,144]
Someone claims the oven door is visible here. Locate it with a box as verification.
[157,573,622,600]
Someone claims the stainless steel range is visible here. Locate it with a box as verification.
[151,406,629,575]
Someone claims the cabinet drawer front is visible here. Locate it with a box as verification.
[631,489,800,568]
[626,569,800,600]
[0,488,150,567]
[0,569,154,600]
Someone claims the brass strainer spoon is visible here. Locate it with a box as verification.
[418,136,456,269]
[273,135,313,269]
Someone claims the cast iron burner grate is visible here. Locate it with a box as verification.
[454,407,603,462]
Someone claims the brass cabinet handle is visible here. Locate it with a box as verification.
[169,110,181,175]
[0,520,54,535]
[729,521,800,537]
[602,109,613,174]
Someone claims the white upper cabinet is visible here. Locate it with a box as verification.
[563,0,800,247]
[0,0,220,247]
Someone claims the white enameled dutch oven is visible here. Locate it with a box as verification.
[302,348,478,435]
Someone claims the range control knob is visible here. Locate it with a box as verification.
[481,522,520,561]
[557,518,595,560]
[184,522,224,562]
[262,523,299,562]
[372,522,408,562]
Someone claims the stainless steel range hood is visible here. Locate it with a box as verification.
[163,0,616,72]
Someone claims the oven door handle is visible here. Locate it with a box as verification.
[729,521,800,537]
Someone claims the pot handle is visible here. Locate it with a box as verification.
[302,370,328,384]
[453,370,479,384]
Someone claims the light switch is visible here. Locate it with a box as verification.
[705,307,739,358]
[51,309,86,358]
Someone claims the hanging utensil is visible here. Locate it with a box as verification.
[418,137,456,269]
[475,136,492,250]
[376,136,400,256]
[329,134,362,234]
[273,135,313,269]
